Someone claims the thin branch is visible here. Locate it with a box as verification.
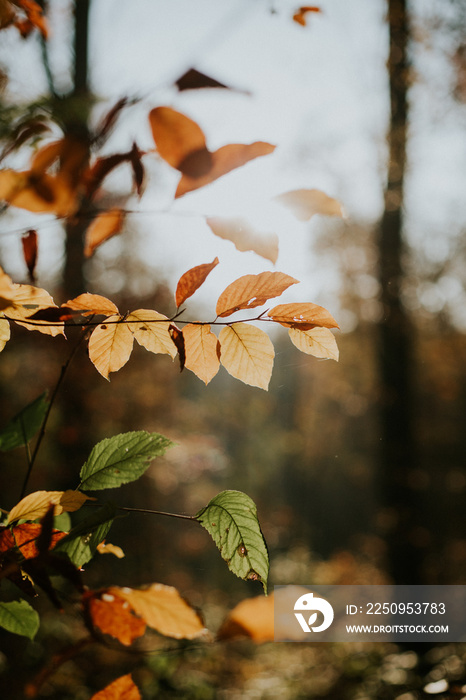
[85,502,196,521]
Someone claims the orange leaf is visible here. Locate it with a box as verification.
[110,583,206,640]
[127,309,177,358]
[292,6,322,26]
[85,591,146,646]
[175,257,219,307]
[0,523,66,559]
[218,594,275,642]
[182,324,220,385]
[66,293,119,317]
[0,169,77,217]
[90,674,141,700]
[206,217,279,264]
[88,316,134,379]
[21,229,38,282]
[219,323,274,390]
[267,302,339,330]
[14,0,48,37]
[288,327,339,361]
[84,209,125,257]
[216,271,299,318]
[274,188,343,221]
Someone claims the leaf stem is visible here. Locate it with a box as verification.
[85,502,197,521]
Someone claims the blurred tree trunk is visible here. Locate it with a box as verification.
[377,0,422,583]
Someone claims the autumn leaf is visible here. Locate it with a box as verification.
[292,6,322,26]
[13,0,48,37]
[274,188,343,221]
[149,107,275,197]
[7,490,92,525]
[289,327,339,361]
[90,674,141,700]
[218,594,275,642]
[219,323,274,390]
[182,324,220,385]
[84,209,125,257]
[216,271,298,318]
[206,217,279,264]
[85,591,146,646]
[21,230,38,282]
[196,490,269,593]
[127,309,177,358]
[0,169,76,217]
[169,324,185,371]
[111,583,206,640]
[175,68,233,91]
[97,541,125,558]
[175,257,219,307]
[268,302,339,330]
[5,283,65,336]
[88,316,134,379]
[0,523,67,559]
[0,266,15,311]
[0,318,10,351]
[66,293,119,317]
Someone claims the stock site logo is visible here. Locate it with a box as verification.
[294,592,334,633]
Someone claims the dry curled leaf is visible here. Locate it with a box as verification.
[206,217,279,264]
[216,271,299,318]
[21,229,38,282]
[219,323,274,391]
[175,257,219,307]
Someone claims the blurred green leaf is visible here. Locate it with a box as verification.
[196,490,269,594]
[0,600,40,639]
[79,431,172,491]
[55,502,118,567]
[0,392,48,452]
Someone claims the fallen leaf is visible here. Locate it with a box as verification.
[268,302,339,330]
[289,327,339,361]
[206,217,279,264]
[219,323,274,390]
[175,257,219,307]
[275,188,343,221]
[7,490,93,524]
[182,324,220,384]
[85,591,146,646]
[216,271,299,318]
[127,309,177,358]
[218,594,275,642]
[88,316,134,379]
[84,209,125,257]
[90,674,141,700]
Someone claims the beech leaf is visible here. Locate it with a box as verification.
[149,106,207,170]
[268,302,339,330]
[111,583,206,640]
[219,323,274,390]
[206,217,279,264]
[0,392,48,452]
[85,592,146,646]
[55,502,118,568]
[175,257,219,307]
[182,324,220,385]
[7,490,92,524]
[127,309,177,359]
[218,594,275,642]
[79,431,172,491]
[90,674,141,700]
[0,523,67,559]
[66,293,119,317]
[0,318,10,352]
[289,327,339,361]
[84,209,125,257]
[0,169,77,217]
[0,266,15,311]
[0,600,40,640]
[275,188,343,221]
[196,490,269,593]
[6,284,64,336]
[88,316,134,379]
[216,271,299,318]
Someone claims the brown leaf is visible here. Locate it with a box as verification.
[288,327,339,361]
[274,188,343,221]
[182,324,220,385]
[110,583,206,640]
[95,97,129,142]
[85,591,146,647]
[88,316,134,379]
[0,169,77,217]
[169,324,185,371]
[267,302,339,330]
[66,293,119,317]
[206,217,279,264]
[21,229,38,282]
[218,594,275,642]
[0,523,66,559]
[129,142,145,196]
[292,6,322,26]
[84,209,125,257]
[149,107,207,171]
[6,284,65,336]
[7,490,92,525]
[216,271,299,318]
[175,257,219,307]
[90,674,141,700]
[175,68,231,91]
[127,309,177,358]
[219,323,274,390]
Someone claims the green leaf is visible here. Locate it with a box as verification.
[55,502,118,567]
[0,392,49,452]
[0,600,40,639]
[79,431,173,491]
[196,490,269,594]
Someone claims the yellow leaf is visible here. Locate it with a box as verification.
[90,674,141,700]
[182,324,220,385]
[97,542,125,559]
[88,316,134,379]
[206,217,279,264]
[219,323,274,390]
[218,594,275,642]
[84,209,125,257]
[127,309,177,359]
[274,188,344,221]
[66,293,119,317]
[268,302,339,330]
[216,271,299,318]
[111,583,206,640]
[7,284,64,336]
[175,257,219,308]
[0,318,10,352]
[289,327,339,361]
[0,267,15,311]
[7,489,92,524]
